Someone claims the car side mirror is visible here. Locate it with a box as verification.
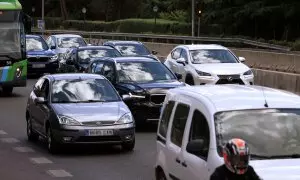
[176,58,186,66]
[239,57,246,62]
[186,139,207,156]
[175,73,182,80]
[34,97,47,104]
[152,50,158,55]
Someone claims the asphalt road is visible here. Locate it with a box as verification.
[0,79,157,180]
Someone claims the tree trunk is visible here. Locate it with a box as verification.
[60,0,68,20]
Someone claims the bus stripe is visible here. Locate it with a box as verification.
[0,67,9,82]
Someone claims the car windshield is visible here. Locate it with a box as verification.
[114,43,150,56]
[215,109,300,159]
[78,49,121,63]
[57,37,86,48]
[51,79,120,103]
[117,61,176,83]
[26,37,49,51]
[190,49,238,64]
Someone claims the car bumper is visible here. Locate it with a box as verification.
[52,123,135,144]
[194,75,254,85]
[28,61,59,74]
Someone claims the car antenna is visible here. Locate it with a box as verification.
[261,86,269,108]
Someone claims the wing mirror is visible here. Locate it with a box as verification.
[176,58,186,66]
[152,50,158,55]
[239,57,246,62]
[175,73,183,80]
[186,139,207,157]
[34,97,47,104]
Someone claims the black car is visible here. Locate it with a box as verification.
[63,46,122,72]
[26,73,135,154]
[86,56,186,126]
[103,41,159,60]
[26,35,58,75]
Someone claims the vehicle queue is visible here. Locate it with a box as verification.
[23,33,300,180]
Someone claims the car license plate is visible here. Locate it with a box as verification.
[86,129,114,136]
[32,64,45,68]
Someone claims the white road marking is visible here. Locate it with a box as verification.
[0,138,20,143]
[14,146,35,153]
[0,130,7,135]
[30,157,53,164]
[47,169,73,177]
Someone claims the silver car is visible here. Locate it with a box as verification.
[26,73,135,154]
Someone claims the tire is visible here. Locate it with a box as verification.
[156,169,167,180]
[185,75,195,85]
[47,126,60,154]
[122,139,135,151]
[26,115,39,142]
[2,86,13,96]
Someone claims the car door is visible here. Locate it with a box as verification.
[178,109,211,180]
[168,48,182,73]
[166,102,191,180]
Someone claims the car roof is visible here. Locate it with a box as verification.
[178,44,228,50]
[169,85,300,112]
[46,73,105,81]
[51,34,83,38]
[102,56,158,63]
[104,41,142,45]
[77,46,115,50]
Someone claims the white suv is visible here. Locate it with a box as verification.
[155,84,300,180]
[164,44,254,85]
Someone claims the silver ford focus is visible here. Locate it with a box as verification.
[25,73,135,154]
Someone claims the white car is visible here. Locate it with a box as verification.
[164,44,254,85]
[155,84,300,180]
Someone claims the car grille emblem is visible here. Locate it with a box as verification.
[227,76,233,81]
[36,56,40,59]
[96,122,102,126]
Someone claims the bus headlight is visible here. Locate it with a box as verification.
[16,67,22,78]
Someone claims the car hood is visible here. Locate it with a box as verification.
[251,159,300,180]
[51,101,129,122]
[119,80,186,94]
[193,63,250,75]
[27,49,55,57]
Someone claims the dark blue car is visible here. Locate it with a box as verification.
[26,35,58,75]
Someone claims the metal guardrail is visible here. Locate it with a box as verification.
[32,29,292,52]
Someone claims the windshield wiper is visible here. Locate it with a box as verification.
[251,154,300,160]
[80,100,106,103]
[52,100,80,103]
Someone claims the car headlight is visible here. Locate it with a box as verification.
[196,70,211,76]
[49,55,58,62]
[57,115,82,126]
[243,70,253,76]
[115,113,133,124]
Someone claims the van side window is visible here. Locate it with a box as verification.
[158,101,175,138]
[188,110,210,159]
[170,103,190,147]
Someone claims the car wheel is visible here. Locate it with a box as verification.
[2,86,13,96]
[156,169,167,180]
[122,139,135,151]
[185,75,195,85]
[27,116,39,142]
[47,126,60,154]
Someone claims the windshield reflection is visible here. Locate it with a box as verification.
[78,49,120,63]
[51,79,120,103]
[26,37,49,51]
[190,49,238,64]
[57,37,86,48]
[117,61,176,83]
[0,22,21,54]
[115,44,150,56]
[215,109,300,158]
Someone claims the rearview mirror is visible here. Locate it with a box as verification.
[239,57,246,62]
[34,97,47,104]
[186,139,206,156]
[176,58,186,66]
[175,73,183,80]
[152,50,158,55]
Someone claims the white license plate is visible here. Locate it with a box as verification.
[32,64,45,68]
[86,129,114,136]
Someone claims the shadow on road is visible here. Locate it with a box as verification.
[0,91,22,98]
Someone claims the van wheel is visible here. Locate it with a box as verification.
[185,75,195,85]
[156,169,167,180]
[2,86,13,96]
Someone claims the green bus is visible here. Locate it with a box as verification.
[0,0,31,95]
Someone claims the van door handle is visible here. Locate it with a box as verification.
[181,161,187,167]
[175,158,181,164]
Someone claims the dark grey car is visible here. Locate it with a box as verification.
[26,73,135,154]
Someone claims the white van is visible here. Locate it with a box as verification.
[155,84,300,180]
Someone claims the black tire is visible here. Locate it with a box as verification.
[26,115,39,142]
[2,86,13,96]
[185,75,195,85]
[122,139,135,151]
[47,126,60,154]
[156,169,167,180]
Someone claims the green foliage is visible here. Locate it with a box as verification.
[159,10,188,22]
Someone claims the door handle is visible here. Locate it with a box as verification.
[175,158,181,164]
[181,161,187,167]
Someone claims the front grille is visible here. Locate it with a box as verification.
[216,74,244,85]
[81,121,116,126]
[150,94,166,105]
[76,136,121,142]
[28,57,50,62]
